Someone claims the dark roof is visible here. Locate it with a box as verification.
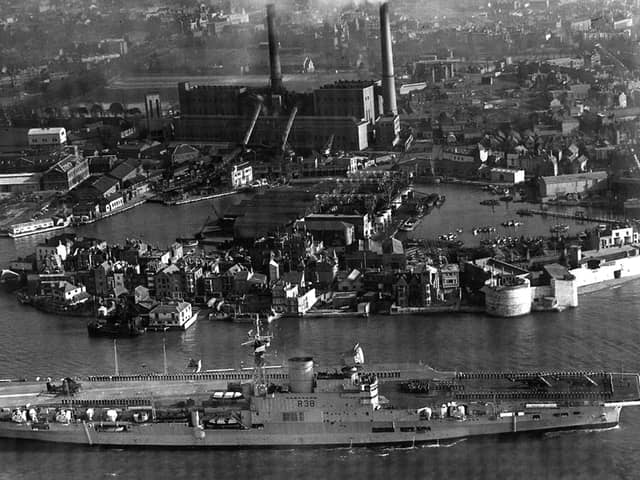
[543,263,574,280]
[109,159,140,180]
[91,175,119,194]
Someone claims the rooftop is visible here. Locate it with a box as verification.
[541,171,608,184]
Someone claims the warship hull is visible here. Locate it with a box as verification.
[0,406,623,447]
[0,363,637,448]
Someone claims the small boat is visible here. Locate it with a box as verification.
[233,313,260,324]
[516,209,533,216]
[87,318,146,338]
[209,312,232,321]
[479,199,500,206]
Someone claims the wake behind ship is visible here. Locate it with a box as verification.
[0,327,639,448]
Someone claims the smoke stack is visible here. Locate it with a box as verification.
[379,2,397,116]
[266,4,283,93]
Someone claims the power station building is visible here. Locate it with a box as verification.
[174,3,400,152]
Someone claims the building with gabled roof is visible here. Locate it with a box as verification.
[148,301,195,330]
[41,154,89,191]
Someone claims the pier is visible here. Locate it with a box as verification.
[162,190,238,206]
[521,208,628,225]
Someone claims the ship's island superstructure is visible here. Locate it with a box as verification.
[0,325,639,447]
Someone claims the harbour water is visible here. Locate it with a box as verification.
[1,184,639,479]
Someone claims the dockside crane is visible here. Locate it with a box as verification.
[277,106,298,179]
[243,101,263,150]
[281,106,298,153]
[321,133,335,157]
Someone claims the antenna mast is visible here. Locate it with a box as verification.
[242,319,272,396]
[113,339,119,376]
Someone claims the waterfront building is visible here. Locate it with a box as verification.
[305,213,372,240]
[592,226,638,249]
[394,273,427,308]
[570,246,640,294]
[108,159,143,187]
[439,264,460,295]
[538,172,608,199]
[98,193,125,213]
[42,280,88,306]
[148,301,195,330]
[271,281,317,316]
[74,175,120,202]
[302,220,354,252]
[41,154,90,191]
[483,276,533,317]
[488,168,524,184]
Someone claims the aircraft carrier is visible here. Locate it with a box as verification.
[0,323,638,448]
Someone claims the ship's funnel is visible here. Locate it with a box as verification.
[266,4,283,93]
[288,357,314,393]
[379,2,397,116]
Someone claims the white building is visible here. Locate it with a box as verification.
[614,18,633,30]
[489,168,525,184]
[28,127,67,147]
[51,281,87,304]
[597,226,637,249]
[149,301,197,330]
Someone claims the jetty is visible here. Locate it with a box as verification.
[520,208,627,225]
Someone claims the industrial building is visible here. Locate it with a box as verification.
[538,172,608,199]
[41,154,90,192]
[0,173,43,192]
[174,3,400,153]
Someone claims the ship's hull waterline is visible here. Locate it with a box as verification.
[0,361,637,449]
[0,406,623,448]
